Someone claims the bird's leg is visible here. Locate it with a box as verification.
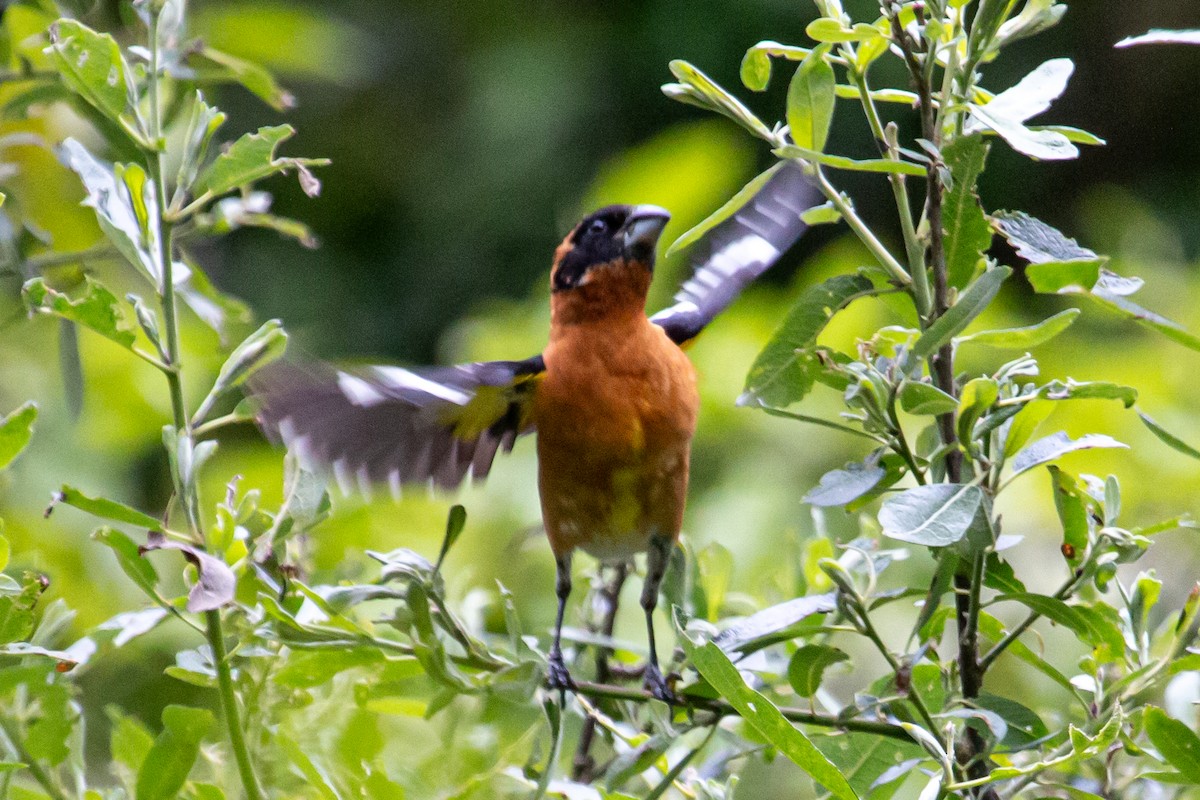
[547,553,576,692]
[641,533,676,703]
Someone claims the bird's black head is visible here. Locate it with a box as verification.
[552,204,671,292]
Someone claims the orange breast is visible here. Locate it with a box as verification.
[533,316,699,561]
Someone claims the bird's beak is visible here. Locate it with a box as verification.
[621,204,671,255]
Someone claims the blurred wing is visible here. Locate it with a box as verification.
[251,355,544,495]
[650,162,818,345]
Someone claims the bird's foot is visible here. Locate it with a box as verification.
[547,650,576,693]
[643,662,677,704]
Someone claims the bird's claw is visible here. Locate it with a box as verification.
[547,651,576,693]
[643,662,677,705]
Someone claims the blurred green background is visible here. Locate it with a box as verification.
[0,0,1198,794]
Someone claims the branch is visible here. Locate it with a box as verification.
[568,680,914,742]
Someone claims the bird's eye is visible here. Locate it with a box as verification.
[587,219,608,235]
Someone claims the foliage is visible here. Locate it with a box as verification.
[0,1,1197,800]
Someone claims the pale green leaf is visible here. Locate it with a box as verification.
[0,403,37,470]
[911,267,1011,360]
[23,277,137,351]
[43,20,134,123]
[941,135,992,288]
[957,308,1080,348]
[879,484,984,547]
[786,48,835,152]
[685,640,858,800]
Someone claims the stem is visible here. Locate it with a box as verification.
[205,610,263,800]
[853,603,941,735]
[145,10,263,799]
[850,69,933,319]
[889,7,994,792]
[808,165,911,287]
[569,681,914,742]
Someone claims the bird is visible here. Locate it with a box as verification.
[251,162,816,700]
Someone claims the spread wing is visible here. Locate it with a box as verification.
[650,161,819,345]
[251,355,544,495]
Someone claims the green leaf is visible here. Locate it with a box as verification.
[1116,30,1200,47]
[740,44,772,91]
[51,485,162,529]
[665,60,772,140]
[108,706,154,781]
[1034,379,1137,408]
[786,47,835,152]
[957,377,999,446]
[983,553,1026,595]
[188,47,295,111]
[805,19,882,43]
[814,735,921,799]
[1138,411,1200,460]
[198,125,327,197]
[0,403,37,470]
[975,694,1049,748]
[684,639,857,800]
[279,735,338,800]
[194,319,287,421]
[1031,125,1106,146]
[1048,467,1088,566]
[1145,707,1200,782]
[800,201,842,225]
[776,144,927,176]
[1026,261,1103,293]
[23,278,136,351]
[666,162,788,257]
[995,593,1124,654]
[787,644,849,697]
[899,382,959,416]
[58,139,161,285]
[941,135,992,288]
[711,594,835,656]
[135,705,215,800]
[92,527,159,599]
[970,105,1078,160]
[966,60,1078,160]
[803,460,886,507]
[176,253,253,345]
[1011,432,1128,476]
[911,267,1011,361]
[1079,271,1200,353]
[740,274,875,407]
[434,504,467,574]
[175,92,226,197]
[972,59,1074,127]
[992,210,1101,265]
[24,683,72,766]
[957,308,1080,349]
[738,42,813,87]
[43,20,134,124]
[879,484,984,547]
[1003,398,1054,458]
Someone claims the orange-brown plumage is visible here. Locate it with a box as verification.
[536,249,699,562]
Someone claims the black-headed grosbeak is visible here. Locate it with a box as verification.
[253,163,815,699]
